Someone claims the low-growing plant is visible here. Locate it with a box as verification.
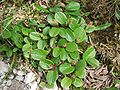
[0,0,111,89]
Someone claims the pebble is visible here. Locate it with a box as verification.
[9,74,14,80]
[13,69,17,74]
[6,80,12,86]
[17,71,26,76]
[3,86,8,90]
[15,75,24,81]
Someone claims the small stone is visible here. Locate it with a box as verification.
[17,71,26,76]
[3,86,8,90]
[0,88,3,90]
[15,75,24,81]
[13,69,17,74]
[9,74,14,80]
[6,80,12,86]
[3,80,7,84]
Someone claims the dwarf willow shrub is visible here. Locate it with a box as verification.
[0,1,111,89]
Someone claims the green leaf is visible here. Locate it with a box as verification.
[69,18,79,31]
[58,39,67,47]
[59,63,75,74]
[31,49,48,60]
[66,1,80,11]
[47,14,58,26]
[55,12,67,25]
[73,78,83,87]
[6,48,12,57]
[59,28,67,38]
[61,77,72,89]
[22,44,31,52]
[2,30,11,39]
[83,46,96,60]
[95,23,111,31]
[75,68,86,78]
[39,59,54,69]
[50,38,56,48]
[76,60,86,70]
[53,47,60,57]
[74,27,87,43]
[87,58,100,68]
[66,42,78,52]
[60,48,68,61]
[46,70,58,85]
[65,29,75,42]
[115,11,120,20]
[37,39,47,50]
[43,26,50,35]
[69,51,79,59]
[49,27,60,37]
[29,32,41,41]
[86,25,96,33]
[22,28,30,36]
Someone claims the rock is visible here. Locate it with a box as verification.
[29,81,38,90]
[9,74,14,80]
[24,72,36,84]
[3,80,7,84]
[0,61,9,75]
[17,71,26,76]
[3,86,8,90]
[0,88,3,90]
[6,80,12,86]
[13,69,17,74]
[15,75,24,81]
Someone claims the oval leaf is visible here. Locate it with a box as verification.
[61,77,72,89]
[69,51,79,59]
[55,12,67,25]
[29,32,41,41]
[65,29,75,42]
[46,70,58,85]
[83,46,96,60]
[66,1,80,11]
[75,68,86,78]
[49,27,60,37]
[73,78,83,87]
[31,49,48,60]
[53,47,60,57]
[59,63,75,74]
[87,58,100,68]
[60,48,68,61]
[37,39,47,50]
[66,42,78,52]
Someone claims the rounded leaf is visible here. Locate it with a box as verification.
[58,39,67,47]
[60,48,68,61]
[59,63,75,74]
[46,70,58,85]
[83,46,96,60]
[65,29,75,42]
[39,59,54,69]
[69,51,79,59]
[29,32,41,41]
[66,1,80,11]
[66,42,78,52]
[75,68,86,78]
[31,49,48,60]
[87,58,100,68]
[53,47,60,57]
[73,78,83,87]
[61,77,72,89]
[55,12,67,25]
[22,44,31,52]
[49,27,60,37]
[37,39,47,50]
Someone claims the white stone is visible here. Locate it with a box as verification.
[24,72,36,84]
[9,74,14,79]
[0,61,9,75]
[30,81,38,90]
[3,80,7,84]
[17,71,26,76]
[13,69,17,74]
[3,86,8,90]
[15,75,24,81]
[6,80,12,86]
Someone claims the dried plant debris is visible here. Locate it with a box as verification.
[83,65,115,90]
